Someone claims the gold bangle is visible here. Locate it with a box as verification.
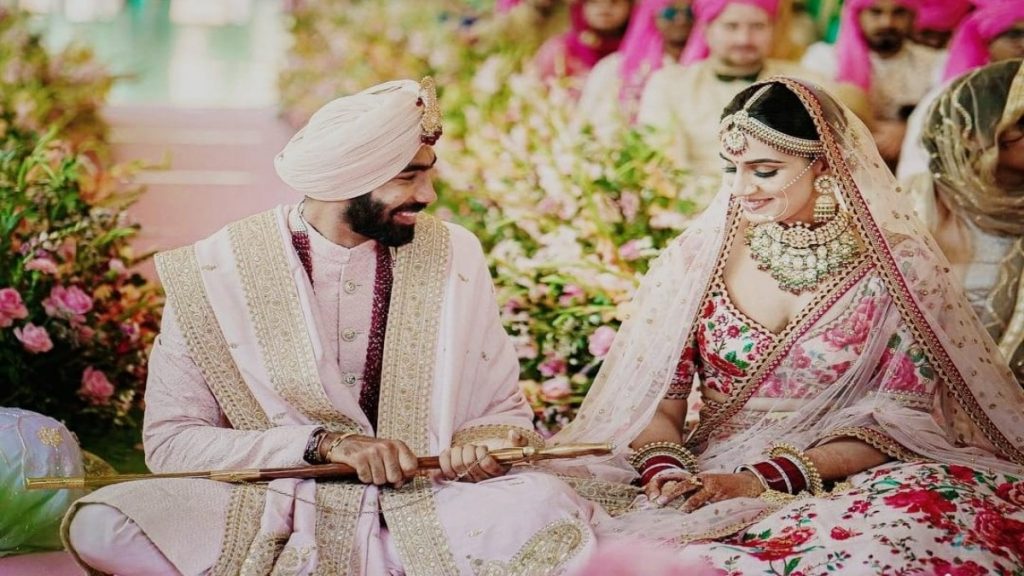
[628,442,699,475]
[767,442,825,495]
[321,432,359,462]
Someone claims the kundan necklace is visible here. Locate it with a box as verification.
[745,211,861,294]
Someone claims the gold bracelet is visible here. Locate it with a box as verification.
[628,442,699,475]
[767,442,825,495]
[321,431,360,462]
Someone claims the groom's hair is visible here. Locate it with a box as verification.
[721,82,819,142]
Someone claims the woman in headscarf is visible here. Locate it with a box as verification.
[532,0,634,87]
[906,59,1024,386]
[552,77,1024,572]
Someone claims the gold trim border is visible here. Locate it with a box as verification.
[156,247,272,431]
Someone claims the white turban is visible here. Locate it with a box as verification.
[274,78,440,201]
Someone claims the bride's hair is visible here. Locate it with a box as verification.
[720,82,820,142]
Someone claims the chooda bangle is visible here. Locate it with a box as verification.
[628,442,699,475]
[768,442,825,495]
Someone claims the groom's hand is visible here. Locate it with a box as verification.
[324,434,418,488]
[439,429,529,482]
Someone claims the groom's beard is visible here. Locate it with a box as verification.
[345,194,427,247]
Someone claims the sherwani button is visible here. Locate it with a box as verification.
[342,328,357,342]
[344,281,358,294]
[343,373,359,387]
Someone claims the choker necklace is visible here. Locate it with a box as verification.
[745,211,861,294]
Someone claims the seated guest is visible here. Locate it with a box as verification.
[898,1,1024,179]
[576,0,694,137]
[904,59,1024,385]
[802,0,943,165]
[554,78,1024,573]
[911,0,971,50]
[62,79,603,576]
[532,0,634,87]
[943,0,1024,82]
[636,0,868,175]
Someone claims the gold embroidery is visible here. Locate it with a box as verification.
[377,215,460,575]
[688,207,872,448]
[470,519,588,576]
[228,211,361,433]
[36,427,63,448]
[270,544,314,576]
[816,425,924,462]
[452,424,545,451]
[240,534,287,576]
[156,246,272,431]
[557,476,640,517]
[312,482,365,576]
[212,484,266,576]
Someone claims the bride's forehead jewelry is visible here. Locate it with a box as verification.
[720,84,825,158]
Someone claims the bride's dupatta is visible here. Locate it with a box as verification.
[548,78,1024,542]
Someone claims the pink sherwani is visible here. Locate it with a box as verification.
[64,206,603,576]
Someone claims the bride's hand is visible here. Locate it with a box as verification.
[677,471,766,513]
[643,469,703,507]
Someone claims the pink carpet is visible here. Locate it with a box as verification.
[0,551,84,576]
[105,105,297,282]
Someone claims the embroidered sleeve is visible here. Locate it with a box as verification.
[143,306,320,473]
[814,425,924,463]
[665,334,698,400]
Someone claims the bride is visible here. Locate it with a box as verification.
[554,77,1024,572]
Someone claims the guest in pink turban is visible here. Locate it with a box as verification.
[618,0,694,101]
[576,0,693,133]
[680,0,779,65]
[533,0,634,83]
[943,1,1024,82]
[803,0,941,165]
[835,0,920,91]
[911,0,972,49]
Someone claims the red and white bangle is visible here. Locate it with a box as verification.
[736,456,809,495]
[639,455,688,485]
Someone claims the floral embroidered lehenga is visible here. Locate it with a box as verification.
[551,78,1024,574]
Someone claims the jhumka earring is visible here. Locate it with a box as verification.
[812,174,840,223]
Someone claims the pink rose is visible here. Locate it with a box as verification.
[558,284,584,306]
[79,367,115,406]
[539,355,567,377]
[25,257,58,275]
[996,481,1024,507]
[618,240,643,262]
[540,377,571,400]
[14,323,53,353]
[108,258,127,276]
[618,192,640,221]
[822,298,877,350]
[42,285,93,321]
[829,526,860,540]
[930,559,989,576]
[881,350,921,393]
[0,287,29,328]
[588,326,617,358]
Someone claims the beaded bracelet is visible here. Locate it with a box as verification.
[768,442,825,495]
[628,442,699,475]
